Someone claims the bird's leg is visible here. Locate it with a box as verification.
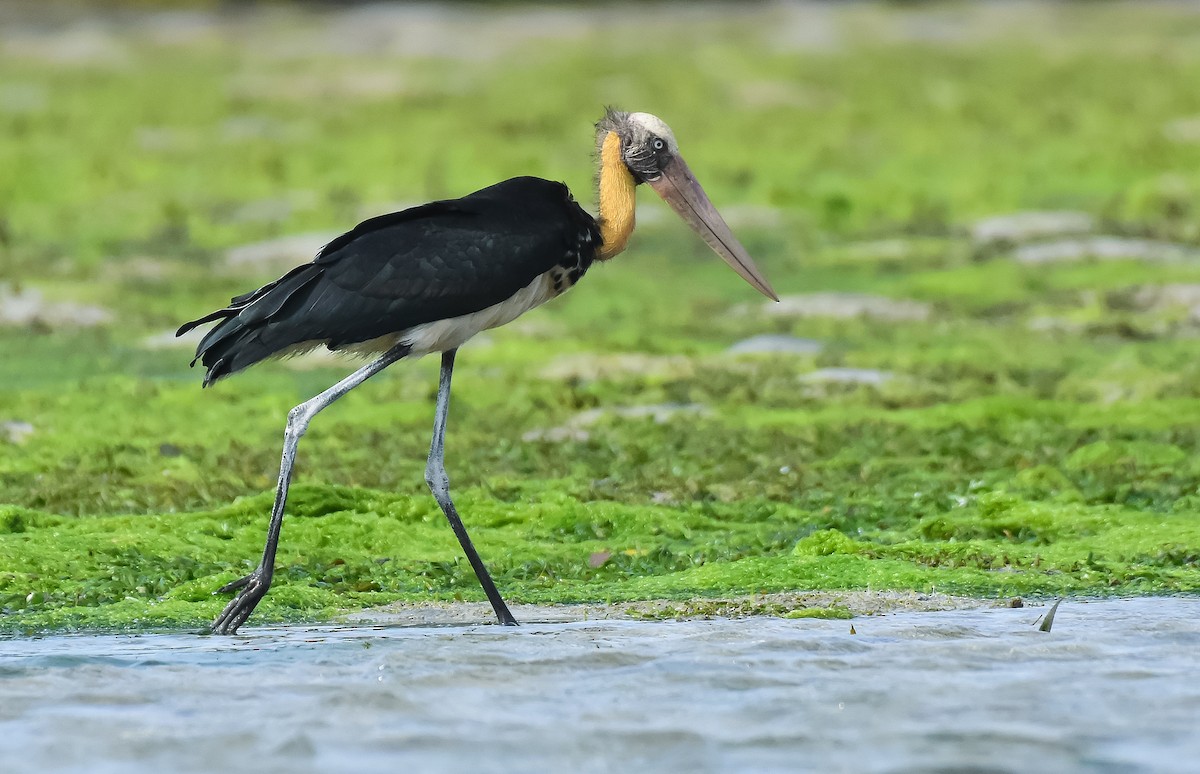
[425,348,519,626]
[210,343,410,635]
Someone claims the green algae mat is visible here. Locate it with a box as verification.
[2,2,1199,631]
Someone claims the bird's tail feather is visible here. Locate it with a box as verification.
[178,303,305,387]
[189,318,282,387]
[177,264,326,386]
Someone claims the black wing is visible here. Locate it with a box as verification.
[178,177,598,385]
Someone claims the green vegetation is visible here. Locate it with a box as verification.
[2,2,1199,632]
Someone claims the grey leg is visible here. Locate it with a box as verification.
[211,343,410,635]
[425,349,518,626]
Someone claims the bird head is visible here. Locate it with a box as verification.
[595,108,778,301]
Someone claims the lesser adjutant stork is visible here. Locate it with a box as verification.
[179,109,778,634]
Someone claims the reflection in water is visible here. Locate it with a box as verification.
[0,599,1197,774]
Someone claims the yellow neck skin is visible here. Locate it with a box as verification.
[596,131,636,260]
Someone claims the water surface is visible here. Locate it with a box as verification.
[1,598,1197,773]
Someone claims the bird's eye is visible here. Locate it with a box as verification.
[652,138,665,151]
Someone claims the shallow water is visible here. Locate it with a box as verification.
[1,598,1197,773]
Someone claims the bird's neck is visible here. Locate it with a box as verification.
[595,131,636,260]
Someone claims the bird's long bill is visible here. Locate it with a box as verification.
[648,157,779,301]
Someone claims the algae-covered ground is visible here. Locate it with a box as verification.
[2,2,1199,632]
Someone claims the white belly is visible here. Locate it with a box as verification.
[399,271,560,357]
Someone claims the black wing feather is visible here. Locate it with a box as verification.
[179,177,598,386]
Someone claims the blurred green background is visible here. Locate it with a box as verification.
[1,1,1199,630]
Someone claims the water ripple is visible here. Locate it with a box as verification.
[0,599,1196,773]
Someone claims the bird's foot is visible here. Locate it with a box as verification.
[216,572,255,594]
[211,567,271,635]
[491,599,519,626]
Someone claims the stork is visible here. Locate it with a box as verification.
[179,109,778,635]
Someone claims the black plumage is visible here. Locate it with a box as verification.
[179,176,600,386]
[182,109,779,636]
